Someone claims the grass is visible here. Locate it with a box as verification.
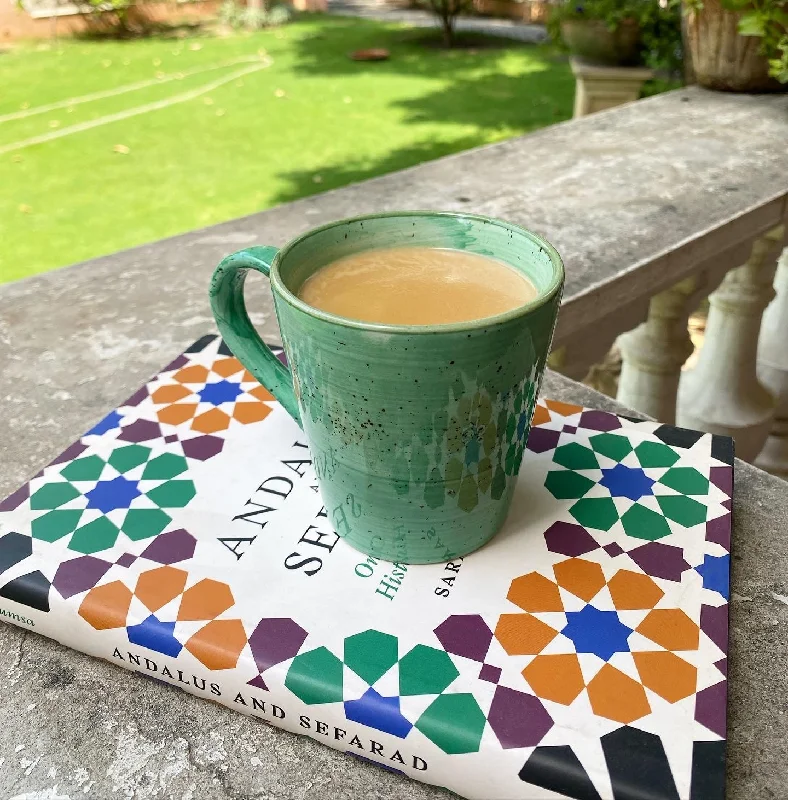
[0,17,575,284]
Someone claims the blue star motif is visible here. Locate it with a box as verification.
[600,463,655,500]
[85,475,141,513]
[562,606,632,661]
[344,688,413,739]
[696,553,729,599]
[127,614,183,658]
[198,380,244,406]
[87,409,123,436]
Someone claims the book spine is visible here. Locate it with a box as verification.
[107,644,436,783]
[0,607,441,791]
[0,602,43,635]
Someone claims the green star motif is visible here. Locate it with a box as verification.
[544,434,711,540]
[27,443,196,554]
[283,629,486,755]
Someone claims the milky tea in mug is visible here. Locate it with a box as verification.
[297,246,539,326]
[209,213,564,563]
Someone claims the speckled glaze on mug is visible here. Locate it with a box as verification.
[209,212,564,564]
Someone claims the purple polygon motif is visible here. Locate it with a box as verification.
[544,521,599,557]
[705,514,732,551]
[162,354,189,373]
[53,555,113,599]
[247,618,309,689]
[49,441,89,468]
[140,529,197,565]
[0,483,30,512]
[181,435,224,461]
[434,615,493,662]
[700,603,728,653]
[578,411,622,432]
[488,685,553,748]
[627,541,690,582]
[695,680,727,738]
[709,466,733,498]
[526,427,561,454]
[479,663,502,684]
[248,674,269,691]
[118,419,163,443]
[124,385,149,407]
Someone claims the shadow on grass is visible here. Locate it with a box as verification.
[272,18,573,204]
[273,135,482,205]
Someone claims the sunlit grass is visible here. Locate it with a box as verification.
[0,17,574,283]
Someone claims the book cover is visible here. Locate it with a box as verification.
[0,335,732,800]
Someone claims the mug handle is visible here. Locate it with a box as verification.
[209,246,301,425]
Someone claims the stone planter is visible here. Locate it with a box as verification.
[684,0,780,92]
[560,18,641,67]
[472,0,549,23]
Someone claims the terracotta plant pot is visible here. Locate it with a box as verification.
[560,18,641,67]
[683,0,781,92]
[350,48,390,61]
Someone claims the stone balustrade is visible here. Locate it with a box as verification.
[617,224,788,466]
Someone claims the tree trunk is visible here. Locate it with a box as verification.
[439,9,454,48]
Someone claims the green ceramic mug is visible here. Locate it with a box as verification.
[209,212,564,564]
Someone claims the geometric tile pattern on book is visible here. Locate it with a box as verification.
[78,564,247,670]
[545,434,710,538]
[150,357,275,433]
[285,629,493,755]
[0,335,733,800]
[29,445,196,554]
[52,528,198,600]
[496,558,700,723]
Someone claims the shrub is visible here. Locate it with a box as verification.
[219,0,292,30]
[548,0,684,75]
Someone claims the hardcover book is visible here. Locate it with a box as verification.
[0,335,733,800]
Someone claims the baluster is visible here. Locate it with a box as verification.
[616,277,700,424]
[756,245,788,478]
[677,228,784,462]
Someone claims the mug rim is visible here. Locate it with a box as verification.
[270,211,564,334]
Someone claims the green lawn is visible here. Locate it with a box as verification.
[0,17,574,283]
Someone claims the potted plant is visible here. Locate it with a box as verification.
[682,0,788,91]
[548,0,649,66]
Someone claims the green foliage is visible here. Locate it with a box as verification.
[218,0,292,30]
[548,0,654,31]
[638,0,683,72]
[680,0,788,82]
[769,33,788,81]
[548,0,684,74]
